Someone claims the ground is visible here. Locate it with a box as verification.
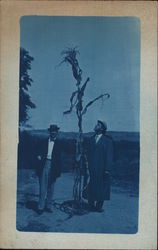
[16,169,138,234]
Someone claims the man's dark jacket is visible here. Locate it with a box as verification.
[35,136,76,183]
[36,136,62,183]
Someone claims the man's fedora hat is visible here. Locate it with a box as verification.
[48,124,60,132]
[97,120,107,131]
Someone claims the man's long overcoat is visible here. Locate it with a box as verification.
[86,135,113,201]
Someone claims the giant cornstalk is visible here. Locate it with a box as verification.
[60,47,110,206]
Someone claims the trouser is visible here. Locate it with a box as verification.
[88,200,104,210]
[38,159,55,210]
[96,201,104,210]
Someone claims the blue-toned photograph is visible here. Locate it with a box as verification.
[17,16,140,234]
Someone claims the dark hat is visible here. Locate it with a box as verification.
[97,120,107,131]
[48,124,60,132]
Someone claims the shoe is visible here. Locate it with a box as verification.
[37,209,44,215]
[45,207,53,213]
[96,208,104,213]
[88,201,96,212]
[88,206,96,212]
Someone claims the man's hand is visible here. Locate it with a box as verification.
[37,155,42,161]
[76,154,82,162]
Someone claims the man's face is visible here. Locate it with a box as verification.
[94,122,103,135]
[49,131,58,141]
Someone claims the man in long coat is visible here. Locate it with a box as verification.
[36,124,62,214]
[85,120,113,212]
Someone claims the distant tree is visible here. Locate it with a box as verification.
[19,48,36,125]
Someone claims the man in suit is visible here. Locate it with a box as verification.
[85,120,113,212]
[37,124,62,214]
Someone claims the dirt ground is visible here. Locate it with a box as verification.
[16,169,138,234]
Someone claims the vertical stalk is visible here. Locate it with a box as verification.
[75,82,84,204]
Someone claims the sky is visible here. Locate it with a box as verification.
[20,16,140,132]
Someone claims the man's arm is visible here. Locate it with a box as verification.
[34,137,47,161]
[105,138,114,172]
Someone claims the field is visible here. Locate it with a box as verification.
[17,130,140,233]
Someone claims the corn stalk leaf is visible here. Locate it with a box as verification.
[63,90,78,114]
[82,93,110,115]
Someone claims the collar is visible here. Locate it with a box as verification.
[48,138,56,142]
[95,134,102,143]
[95,134,102,139]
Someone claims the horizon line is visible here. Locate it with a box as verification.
[19,127,140,134]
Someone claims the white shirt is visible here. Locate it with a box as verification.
[47,138,55,160]
[95,134,102,143]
